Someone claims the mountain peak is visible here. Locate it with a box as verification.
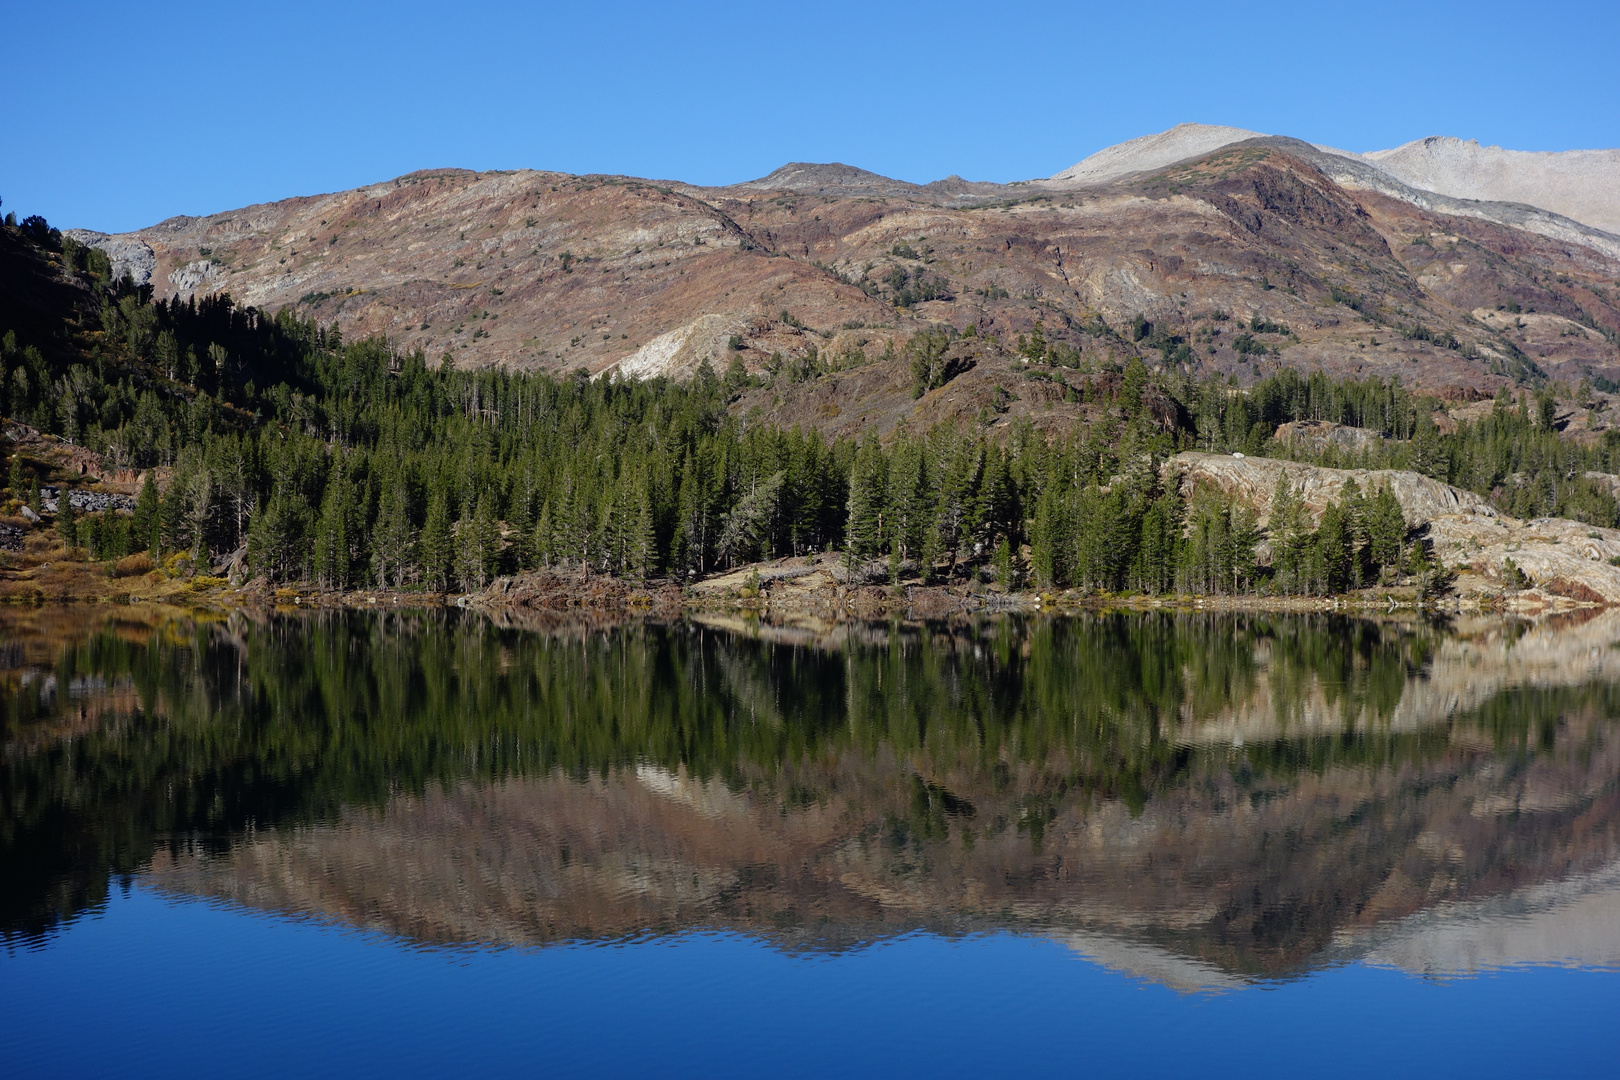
[733,162,922,198]
[1048,123,1269,186]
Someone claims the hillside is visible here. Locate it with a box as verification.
[63,140,1620,391]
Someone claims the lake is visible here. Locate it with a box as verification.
[3,607,1618,1078]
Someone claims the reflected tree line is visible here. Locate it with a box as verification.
[0,610,1601,943]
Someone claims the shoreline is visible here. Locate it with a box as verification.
[1,536,1593,623]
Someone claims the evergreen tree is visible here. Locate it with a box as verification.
[1339,477,1367,588]
[419,490,454,592]
[994,536,1016,591]
[717,471,783,569]
[1030,484,1069,588]
[1366,483,1406,573]
[1136,491,1181,594]
[534,498,554,568]
[885,433,928,559]
[312,461,355,589]
[628,480,656,581]
[455,491,500,590]
[55,489,78,546]
[550,472,578,569]
[845,435,888,572]
[247,490,311,581]
[1316,501,1351,594]
[1269,470,1308,593]
[371,472,413,587]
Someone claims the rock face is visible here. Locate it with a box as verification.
[60,230,154,287]
[68,139,1620,389]
[1273,420,1385,456]
[1173,451,1620,602]
[1172,451,1493,524]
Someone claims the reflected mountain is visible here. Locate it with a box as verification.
[4,607,1619,987]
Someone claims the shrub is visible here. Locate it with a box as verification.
[113,552,155,578]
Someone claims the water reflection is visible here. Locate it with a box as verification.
[3,606,1619,986]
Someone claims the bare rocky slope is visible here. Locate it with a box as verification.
[1366,136,1620,236]
[66,137,1620,392]
[1049,123,1620,243]
[1047,123,1271,186]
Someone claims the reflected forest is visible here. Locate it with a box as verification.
[5,610,1618,976]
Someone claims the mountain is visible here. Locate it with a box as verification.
[1050,124,1620,248]
[1367,136,1620,236]
[1047,122,1270,186]
[64,132,1620,391]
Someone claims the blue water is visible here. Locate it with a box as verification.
[4,885,1615,1080]
[6,610,1620,1077]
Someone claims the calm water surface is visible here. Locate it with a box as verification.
[3,607,1618,1077]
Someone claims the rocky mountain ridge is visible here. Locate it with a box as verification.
[1049,123,1620,241]
[63,137,1620,393]
[1366,136,1620,235]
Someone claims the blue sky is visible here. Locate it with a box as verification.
[3,0,1616,232]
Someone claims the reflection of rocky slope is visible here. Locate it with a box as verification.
[146,676,1620,983]
[1341,859,1620,976]
[12,608,1620,982]
[1170,611,1620,743]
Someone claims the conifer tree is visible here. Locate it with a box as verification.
[1339,477,1367,588]
[1136,491,1181,594]
[371,472,413,587]
[1269,470,1307,593]
[509,481,535,571]
[1030,484,1068,588]
[886,434,928,560]
[313,461,355,589]
[247,490,311,582]
[419,490,453,592]
[994,536,1016,591]
[596,484,623,576]
[628,480,656,581]
[674,450,717,574]
[534,498,554,568]
[55,489,78,546]
[1316,501,1351,594]
[550,473,578,569]
[845,435,888,571]
[1366,483,1406,573]
[456,491,500,589]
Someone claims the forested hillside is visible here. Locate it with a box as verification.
[6,207,1620,599]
